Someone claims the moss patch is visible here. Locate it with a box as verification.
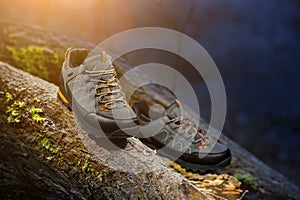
[2,92,46,125]
[234,173,257,189]
[0,90,104,186]
[6,45,63,81]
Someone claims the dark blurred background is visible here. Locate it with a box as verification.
[0,0,299,185]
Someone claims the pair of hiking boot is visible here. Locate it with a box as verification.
[57,48,231,172]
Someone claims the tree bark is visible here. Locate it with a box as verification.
[0,61,213,200]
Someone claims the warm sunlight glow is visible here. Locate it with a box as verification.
[0,0,134,42]
[56,0,99,10]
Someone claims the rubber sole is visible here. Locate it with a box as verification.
[175,156,231,173]
[141,139,231,172]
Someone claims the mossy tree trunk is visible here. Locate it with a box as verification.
[0,61,212,200]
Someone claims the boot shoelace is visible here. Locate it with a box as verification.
[87,68,128,110]
[166,117,211,149]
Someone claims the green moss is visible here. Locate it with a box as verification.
[30,107,46,124]
[97,173,103,183]
[53,147,61,154]
[6,45,63,80]
[82,160,90,172]
[34,97,41,103]
[46,156,54,161]
[6,99,26,123]
[234,173,257,189]
[1,92,46,124]
[39,136,63,163]
[0,91,103,184]
[41,137,51,150]
[5,92,13,103]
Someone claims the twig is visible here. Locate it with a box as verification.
[237,190,248,200]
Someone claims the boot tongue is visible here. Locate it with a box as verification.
[164,100,182,119]
[83,52,113,71]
